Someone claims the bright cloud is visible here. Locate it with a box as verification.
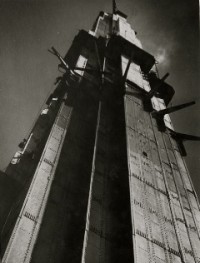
[155,47,169,66]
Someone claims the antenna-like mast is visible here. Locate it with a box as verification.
[112,0,117,14]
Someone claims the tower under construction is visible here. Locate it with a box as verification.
[0,2,200,263]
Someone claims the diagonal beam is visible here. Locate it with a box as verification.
[48,46,75,75]
[146,72,169,99]
[168,128,200,156]
[171,131,200,142]
[152,101,195,119]
[49,46,111,80]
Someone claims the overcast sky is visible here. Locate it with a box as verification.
[0,0,199,196]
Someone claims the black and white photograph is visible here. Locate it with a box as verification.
[0,0,199,262]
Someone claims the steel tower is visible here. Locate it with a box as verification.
[1,3,200,263]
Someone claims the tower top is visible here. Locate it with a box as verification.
[112,0,127,19]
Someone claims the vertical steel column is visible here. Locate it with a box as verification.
[81,102,102,263]
[2,93,73,263]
